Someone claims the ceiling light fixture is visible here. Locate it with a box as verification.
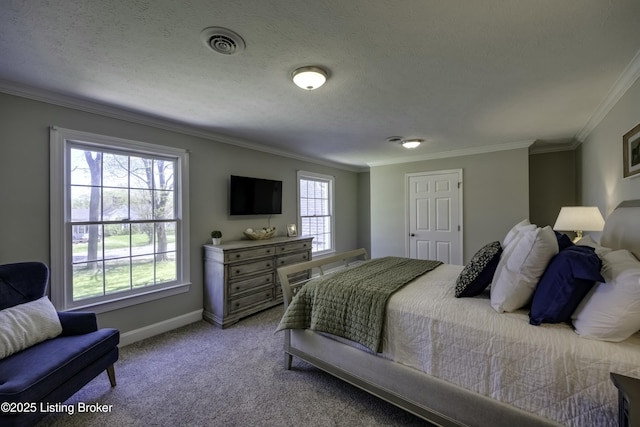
[291,66,328,90]
[401,139,422,149]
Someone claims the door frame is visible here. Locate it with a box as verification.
[405,169,463,261]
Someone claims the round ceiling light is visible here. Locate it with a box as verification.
[291,66,328,90]
[401,139,423,149]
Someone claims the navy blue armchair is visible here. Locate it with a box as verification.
[0,262,119,427]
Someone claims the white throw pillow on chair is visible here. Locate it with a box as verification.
[0,296,63,359]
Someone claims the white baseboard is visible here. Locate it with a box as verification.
[119,309,203,347]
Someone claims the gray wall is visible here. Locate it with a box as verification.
[357,172,371,255]
[578,76,640,220]
[529,150,576,228]
[0,92,361,333]
[370,148,530,263]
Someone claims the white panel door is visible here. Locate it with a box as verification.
[407,171,462,264]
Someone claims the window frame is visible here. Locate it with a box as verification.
[297,170,335,256]
[50,126,190,313]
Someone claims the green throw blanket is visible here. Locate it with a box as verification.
[276,256,442,352]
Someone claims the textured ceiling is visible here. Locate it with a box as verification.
[1,0,640,170]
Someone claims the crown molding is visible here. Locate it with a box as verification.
[0,79,363,173]
[366,140,535,167]
[576,48,640,142]
[528,139,582,155]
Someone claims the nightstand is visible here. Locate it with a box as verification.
[611,373,640,427]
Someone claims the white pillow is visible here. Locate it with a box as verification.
[0,297,63,359]
[503,219,536,247]
[572,249,640,342]
[575,235,612,257]
[491,225,558,312]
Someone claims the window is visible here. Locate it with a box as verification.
[297,171,335,255]
[50,127,190,312]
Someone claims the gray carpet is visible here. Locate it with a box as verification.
[39,306,431,426]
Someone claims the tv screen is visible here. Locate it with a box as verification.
[229,175,282,215]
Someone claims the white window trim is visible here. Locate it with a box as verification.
[50,126,191,313]
[297,170,335,256]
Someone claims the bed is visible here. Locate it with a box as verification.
[276,200,640,427]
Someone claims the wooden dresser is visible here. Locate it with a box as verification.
[203,236,313,328]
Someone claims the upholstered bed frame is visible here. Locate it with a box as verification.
[276,200,640,427]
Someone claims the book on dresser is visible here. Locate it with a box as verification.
[203,236,313,328]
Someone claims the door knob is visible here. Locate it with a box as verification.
[410,233,415,237]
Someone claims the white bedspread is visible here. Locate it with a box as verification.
[381,264,640,427]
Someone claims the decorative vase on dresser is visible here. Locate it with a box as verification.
[203,236,313,328]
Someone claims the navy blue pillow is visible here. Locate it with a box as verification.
[529,245,603,325]
[554,231,575,251]
[455,241,502,297]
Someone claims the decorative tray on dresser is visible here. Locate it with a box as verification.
[203,236,313,328]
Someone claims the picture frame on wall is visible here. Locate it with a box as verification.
[623,122,640,179]
[287,224,297,237]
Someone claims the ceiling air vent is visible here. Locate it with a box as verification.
[200,27,245,55]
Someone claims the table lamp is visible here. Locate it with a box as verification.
[553,206,605,243]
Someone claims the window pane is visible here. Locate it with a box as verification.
[72,261,104,300]
[129,156,150,189]
[70,148,100,186]
[104,258,131,295]
[103,153,129,188]
[132,223,155,256]
[155,160,174,191]
[131,255,155,288]
[153,190,173,219]
[72,224,103,263]
[130,189,153,220]
[70,186,100,222]
[156,252,177,284]
[103,225,131,260]
[103,188,129,221]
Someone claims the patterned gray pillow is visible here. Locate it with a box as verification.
[455,241,502,298]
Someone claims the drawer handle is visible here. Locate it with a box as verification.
[235,303,240,307]
[236,269,240,274]
[267,249,271,253]
[266,263,271,267]
[280,260,285,264]
[303,255,307,259]
[265,278,270,282]
[236,254,241,258]
[236,286,240,291]
[281,247,285,251]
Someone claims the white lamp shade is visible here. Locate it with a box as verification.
[553,206,605,232]
[292,66,327,90]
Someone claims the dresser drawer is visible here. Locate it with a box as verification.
[229,273,273,296]
[229,288,273,313]
[277,251,310,268]
[228,258,274,279]
[225,246,276,262]
[276,240,312,254]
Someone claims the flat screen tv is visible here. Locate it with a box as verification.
[229,175,282,215]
